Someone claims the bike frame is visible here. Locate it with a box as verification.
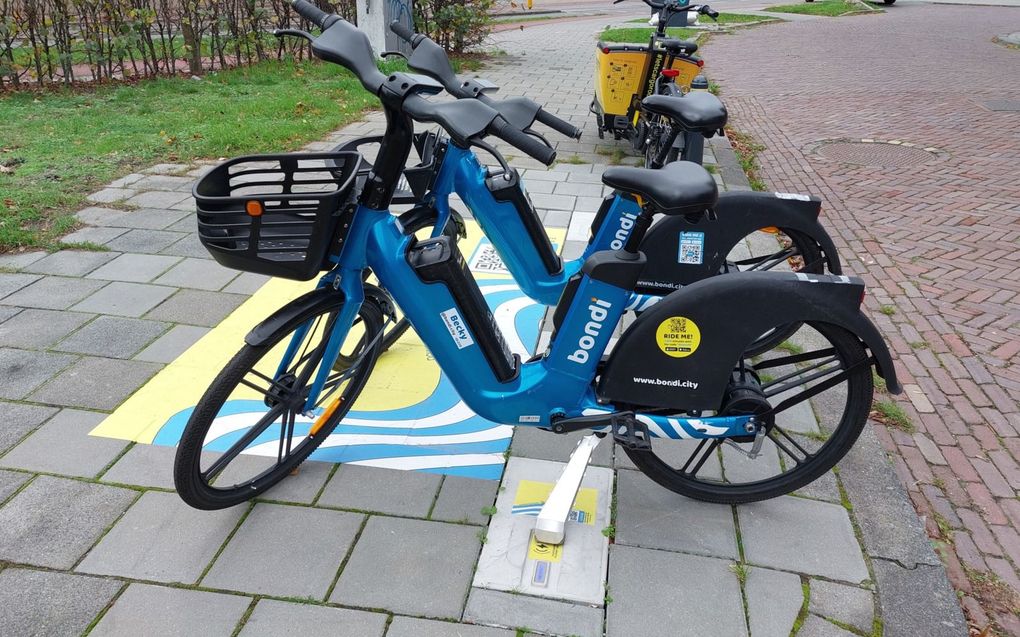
[427,141,662,310]
[284,202,751,441]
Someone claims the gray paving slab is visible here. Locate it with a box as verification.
[0,275,107,310]
[0,348,77,400]
[23,250,119,276]
[71,280,176,317]
[317,463,441,517]
[203,503,362,599]
[0,469,30,503]
[77,491,246,584]
[837,424,942,568]
[144,289,247,326]
[86,253,182,282]
[60,225,129,246]
[124,190,191,209]
[54,315,169,358]
[614,438,723,478]
[797,615,858,637]
[430,475,499,526]
[615,468,738,559]
[808,579,874,634]
[330,516,480,618]
[108,173,145,188]
[165,215,199,233]
[738,495,869,583]
[100,443,176,489]
[388,615,516,637]
[238,599,387,637]
[76,206,134,226]
[152,257,239,291]
[28,356,162,410]
[104,228,186,254]
[252,458,334,504]
[87,187,137,203]
[0,308,94,349]
[134,324,210,363]
[131,175,196,191]
[870,559,967,637]
[463,588,603,637]
[607,545,747,637]
[510,426,613,467]
[746,566,803,637]
[89,583,250,637]
[1,408,129,477]
[222,272,271,295]
[0,306,19,323]
[0,273,42,300]
[0,475,137,569]
[0,251,46,270]
[159,232,213,258]
[0,568,123,637]
[0,402,58,454]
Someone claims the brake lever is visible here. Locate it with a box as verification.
[469,137,512,178]
[274,28,315,42]
[523,128,551,148]
[381,51,408,60]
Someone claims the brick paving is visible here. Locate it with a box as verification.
[706,4,1020,633]
[0,12,968,637]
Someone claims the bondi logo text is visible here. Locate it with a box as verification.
[610,211,638,250]
[567,298,612,364]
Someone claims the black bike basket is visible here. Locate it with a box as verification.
[194,152,361,281]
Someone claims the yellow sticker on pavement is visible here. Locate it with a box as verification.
[512,480,598,526]
[528,534,564,563]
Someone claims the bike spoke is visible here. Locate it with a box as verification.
[753,347,837,370]
[278,410,296,464]
[681,439,722,477]
[762,356,842,397]
[203,403,286,481]
[768,430,805,466]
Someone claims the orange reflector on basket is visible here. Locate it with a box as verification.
[310,397,344,436]
[245,200,264,217]
[760,226,779,234]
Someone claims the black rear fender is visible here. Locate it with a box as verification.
[635,191,841,292]
[598,271,900,411]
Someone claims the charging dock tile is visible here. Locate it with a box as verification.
[473,457,612,606]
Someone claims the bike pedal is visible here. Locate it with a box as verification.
[611,414,652,451]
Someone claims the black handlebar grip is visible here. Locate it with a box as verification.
[489,116,557,166]
[535,109,582,140]
[706,8,720,18]
[291,0,336,29]
[389,20,420,46]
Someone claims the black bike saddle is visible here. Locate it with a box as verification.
[602,160,717,216]
[661,37,698,55]
[642,92,727,134]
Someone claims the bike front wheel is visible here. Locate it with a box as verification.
[174,293,383,510]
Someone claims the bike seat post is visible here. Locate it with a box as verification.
[622,199,654,255]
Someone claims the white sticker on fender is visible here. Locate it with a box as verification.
[775,192,812,201]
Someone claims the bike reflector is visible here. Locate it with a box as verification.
[245,200,264,217]
[661,69,680,78]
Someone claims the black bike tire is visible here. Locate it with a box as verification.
[624,321,873,504]
[174,297,383,510]
[742,228,824,357]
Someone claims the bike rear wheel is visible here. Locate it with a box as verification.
[624,321,873,504]
[174,294,383,510]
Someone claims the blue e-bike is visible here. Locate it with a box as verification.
[173,2,901,510]
[328,24,842,358]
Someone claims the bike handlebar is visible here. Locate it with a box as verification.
[488,116,558,166]
[291,0,338,29]
[389,21,582,140]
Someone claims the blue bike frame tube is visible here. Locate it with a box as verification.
[425,145,657,311]
[305,203,752,440]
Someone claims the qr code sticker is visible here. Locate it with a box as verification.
[678,231,705,265]
[468,241,509,274]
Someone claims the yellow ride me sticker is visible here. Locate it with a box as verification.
[655,316,701,358]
